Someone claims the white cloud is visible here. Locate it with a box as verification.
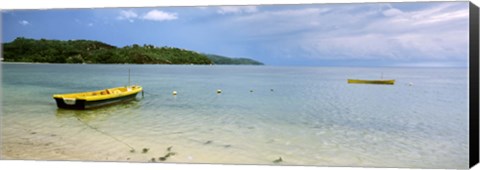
[302,4,468,61]
[413,8,468,25]
[297,30,467,61]
[222,2,468,64]
[217,6,258,14]
[19,20,29,26]
[382,8,403,17]
[142,10,178,21]
[246,7,329,20]
[230,8,332,37]
[409,3,459,20]
[117,10,138,22]
[117,9,177,22]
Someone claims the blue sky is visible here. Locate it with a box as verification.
[1,2,470,67]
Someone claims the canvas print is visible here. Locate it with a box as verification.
[0,1,474,169]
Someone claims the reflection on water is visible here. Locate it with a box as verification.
[55,99,141,122]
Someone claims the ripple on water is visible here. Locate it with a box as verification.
[1,64,469,168]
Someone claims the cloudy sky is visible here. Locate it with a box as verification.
[1,2,470,67]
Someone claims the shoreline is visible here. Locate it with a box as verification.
[0,61,265,66]
[1,61,468,69]
[2,61,62,65]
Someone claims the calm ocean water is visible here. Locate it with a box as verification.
[1,63,469,168]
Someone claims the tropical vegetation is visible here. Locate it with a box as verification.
[2,37,263,65]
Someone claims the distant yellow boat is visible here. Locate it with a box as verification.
[53,85,143,109]
[347,79,395,85]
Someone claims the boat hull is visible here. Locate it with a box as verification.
[54,92,139,110]
[53,85,143,110]
[348,79,395,85]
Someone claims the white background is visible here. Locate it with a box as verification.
[0,0,479,170]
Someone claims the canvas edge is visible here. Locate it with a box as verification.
[0,1,477,169]
[470,1,480,169]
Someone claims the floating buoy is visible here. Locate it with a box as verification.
[217,89,222,94]
[172,91,177,95]
[270,89,274,92]
[250,90,254,93]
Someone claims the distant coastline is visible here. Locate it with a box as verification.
[0,61,263,66]
[2,37,264,65]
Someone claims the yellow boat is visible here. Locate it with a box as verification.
[347,79,395,85]
[53,85,143,109]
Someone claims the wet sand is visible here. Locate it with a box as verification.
[0,116,279,164]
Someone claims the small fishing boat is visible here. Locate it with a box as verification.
[53,85,143,109]
[347,79,395,85]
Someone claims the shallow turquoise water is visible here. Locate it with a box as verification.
[1,63,469,168]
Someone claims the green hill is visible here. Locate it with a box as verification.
[2,37,263,65]
[205,54,264,65]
